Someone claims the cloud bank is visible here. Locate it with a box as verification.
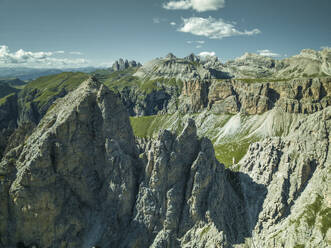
[257,49,280,57]
[199,51,216,57]
[179,17,260,39]
[0,45,88,68]
[163,0,225,12]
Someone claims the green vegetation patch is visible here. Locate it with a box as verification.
[130,115,176,138]
[305,195,323,227]
[94,67,139,90]
[140,78,183,94]
[292,194,331,238]
[0,93,16,106]
[214,136,259,168]
[200,225,211,238]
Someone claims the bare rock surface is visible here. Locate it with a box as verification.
[237,106,331,247]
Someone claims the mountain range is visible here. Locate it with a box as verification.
[0,48,330,248]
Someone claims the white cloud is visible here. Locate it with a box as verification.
[199,51,216,57]
[196,45,202,48]
[170,22,177,26]
[55,50,65,54]
[187,40,205,44]
[0,45,88,68]
[179,17,261,39]
[163,0,192,10]
[163,0,225,12]
[153,17,168,24]
[257,49,280,57]
[69,51,83,55]
[153,18,161,24]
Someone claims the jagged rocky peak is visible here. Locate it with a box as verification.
[165,52,177,59]
[111,58,141,71]
[0,76,138,247]
[133,52,225,80]
[184,53,200,63]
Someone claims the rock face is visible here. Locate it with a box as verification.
[0,78,138,247]
[208,77,331,115]
[237,106,331,247]
[121,120,250,247]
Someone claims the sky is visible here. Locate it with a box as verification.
[0,0,330,68]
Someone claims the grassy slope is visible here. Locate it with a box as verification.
[0,84,19,102]
[0,78,26,86]
[22,72,89,108]
[0,93,16,106]
[129,113,260,168]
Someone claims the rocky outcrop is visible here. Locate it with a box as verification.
[121,120,250,247]
[111,59,141,72]
[237,106,330,247]
[208,80,269,115]
[0,77,138,247]
[179,80,210,113]
[172,77,331,115]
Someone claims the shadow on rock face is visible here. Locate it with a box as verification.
[223,169,268,245]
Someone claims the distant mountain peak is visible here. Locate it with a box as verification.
[111,58,141,71]
[165,53,176,59]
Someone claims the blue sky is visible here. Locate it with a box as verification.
[0,0,330,68]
